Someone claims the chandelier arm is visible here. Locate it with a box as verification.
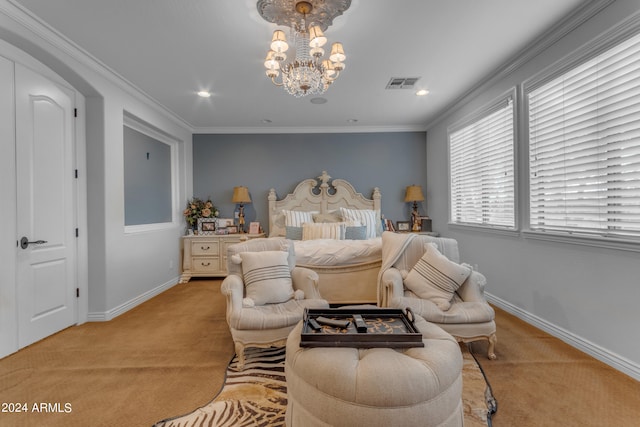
[270,75,284,87]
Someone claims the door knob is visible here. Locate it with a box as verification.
[20,237,48,249]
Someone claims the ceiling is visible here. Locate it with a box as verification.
[12,0,586,132]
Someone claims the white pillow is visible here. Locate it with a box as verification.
[302,222,345,240]
[283,210,317,227]
[312,211,343,223]
[239,251,293,305]
[339,207,381,239]
[404,244,472,311]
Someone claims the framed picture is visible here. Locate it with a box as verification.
[420,217,432,232]
[227,225,238,234]
[197,218,216,235]
[396,221,410,232]
[385,218,396,232]
[249,221,260,234]
[216,218,234,228]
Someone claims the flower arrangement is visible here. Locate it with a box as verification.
[183,197,219,228]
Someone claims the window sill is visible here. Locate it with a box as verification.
[448,222,519,237]
[124,222,177,234]
[522,230,640,253]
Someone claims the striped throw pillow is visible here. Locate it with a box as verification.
[404,244,471,311]
[283,210,316,227]
[302,222,345,240]
[239,251,293,305]
[339,207,381,239]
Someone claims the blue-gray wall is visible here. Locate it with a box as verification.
[193,132,427,233]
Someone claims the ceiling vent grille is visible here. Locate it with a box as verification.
[385,77,421,89]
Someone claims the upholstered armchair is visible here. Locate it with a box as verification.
[221,238,329,369]
[378,232,497,359]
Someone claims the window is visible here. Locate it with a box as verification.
[449,95,515,228]
[527,32,640,239]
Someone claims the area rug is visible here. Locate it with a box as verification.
[153,345,496,427]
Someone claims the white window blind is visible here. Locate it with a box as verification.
[449,98,515,228]
[528,32,640,238]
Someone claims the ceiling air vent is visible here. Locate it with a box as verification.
[385,77,421,89]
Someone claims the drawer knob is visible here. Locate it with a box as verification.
[201,245,210,250]
[201,262,211,266]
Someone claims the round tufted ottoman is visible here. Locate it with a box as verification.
[285,314,464,427]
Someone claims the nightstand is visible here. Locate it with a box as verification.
[179,233,264,283]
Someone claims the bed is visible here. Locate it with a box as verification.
[268,171,382,305]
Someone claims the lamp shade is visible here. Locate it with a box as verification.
[270,30,289,53]
[309,26,327,48]
[232,186,252,204]
[329,42,346,62]
[264,51,281,70]
[404,185,425,202]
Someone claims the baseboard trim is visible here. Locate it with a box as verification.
[87,277,179,322]
[486,293,640,381]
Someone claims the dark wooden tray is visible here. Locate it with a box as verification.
[300,307,424,348]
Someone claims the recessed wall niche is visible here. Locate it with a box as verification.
[123,113,177,228]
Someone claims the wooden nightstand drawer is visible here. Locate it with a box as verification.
[180,233,265,283]
[191,257,219,272]
[191,241,219,256]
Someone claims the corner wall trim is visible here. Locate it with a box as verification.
[486,292,640,381]
[87,277,179,322]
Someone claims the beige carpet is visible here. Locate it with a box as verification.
[0,279,235,427]
[154,343,495,427]
[1,279,638,427]
[468,306,640,427]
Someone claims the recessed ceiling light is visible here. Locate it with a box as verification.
[197,91,211,98]
[347,119,358,123]
[310,97,328,104]
[416,89,429,96]
[261,119,272,124]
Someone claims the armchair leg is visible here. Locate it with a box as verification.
[235,342,246,370]
[487,333,497,360]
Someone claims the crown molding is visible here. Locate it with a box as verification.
[192,124,427,134]
[424,0,616,131]
[1,0,193,132]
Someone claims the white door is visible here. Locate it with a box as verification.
[15,63,77,348]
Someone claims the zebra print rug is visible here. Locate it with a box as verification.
[153,345,495,427]
[154,347,287,427]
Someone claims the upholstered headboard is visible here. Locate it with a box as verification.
[268,171,381,237]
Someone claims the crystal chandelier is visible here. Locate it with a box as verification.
[257,0,351,97]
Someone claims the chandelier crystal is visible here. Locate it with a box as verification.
[258,0,351,97]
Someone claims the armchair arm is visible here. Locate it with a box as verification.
[291,266,322,299]
[380,267,405,307]
[456,270,487,303]
[220,274,244,327]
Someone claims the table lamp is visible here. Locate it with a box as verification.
[232,186,251,233]
[404,185,425,232]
